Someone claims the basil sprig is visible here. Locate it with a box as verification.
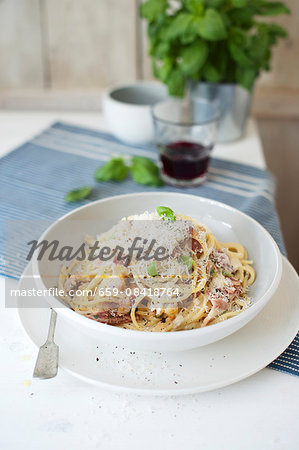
[65,155,163,203]
[95,155,162,186]
[65,186,92,203]
[94,157,130,182]
[147,261,159,277]
[131,156,163,187]
[140,0,290,95]
[180,255,193,271]
[156,206,176,222]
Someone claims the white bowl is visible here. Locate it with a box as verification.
[102,81,167,145]
[32,192,282,352]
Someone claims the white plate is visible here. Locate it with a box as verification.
[18,257,299,396]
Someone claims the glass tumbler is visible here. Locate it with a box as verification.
[152,98,220,186]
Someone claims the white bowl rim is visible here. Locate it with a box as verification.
[103,81,167,109]
[32,192,282,342]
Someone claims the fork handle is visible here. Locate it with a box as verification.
[46,309,57,343]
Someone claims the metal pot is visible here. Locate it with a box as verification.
[189,81,253,142]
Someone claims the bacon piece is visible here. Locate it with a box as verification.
[118,295,135,315]
[207,290,228,313]
[113,253,129,267]
[207,260,213,274]
[64,273,87,294]
[212,249,233,272]
[229,278,242,296]
[87,311,131,325]
[192,238,203,254]
[211,297,228,312]
[223,277,243,299]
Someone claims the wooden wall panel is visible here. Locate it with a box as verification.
[258,117,299,271]
[258,0,299,90]
[46,0,137,89]
[0,0,43,89]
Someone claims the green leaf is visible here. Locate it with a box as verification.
[181,40,208,75]
[196,8,227,41]
[181,16,201,44]
[94,157,130,182]
[152,58,160,78]
[248,32,269,62]
[140,0,167,22]
[207,0,227,6]
[131,156,163,187]
[167,68,186,96]
[147,261,159,277]
[229,7,257,27]
[180,255,194,270]
[235,66,257,90]
[231,0,248,7]
[156,206,176,222]
[266,23,288,38]
[155,41,171,58]
[229,26,249,48]
[164,12,193,41]
[218,10,231,28]
[159,58,174,83]
[228,42,254,67]
[64,186,92,203]
[184,0,204,16]
[260,1,290,16]
[215,43,228,75]
[203,62,222,82]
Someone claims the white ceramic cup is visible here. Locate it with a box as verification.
[102,82,167,145]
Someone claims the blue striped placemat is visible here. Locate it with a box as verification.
[0,121,298,376]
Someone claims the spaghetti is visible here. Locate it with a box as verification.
[58,207,255,331]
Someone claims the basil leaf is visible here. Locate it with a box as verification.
[266,23,288,38]
[180,255,194,270]
[229,26,249,48]
[159,58,174,83]
[131,156,163,187]
[64,186,92,203]
[140,0,167,22]
[203,62,222,82]
[235,66,257,90]
[166,68,186,97]
[222,270,231,277]
[227,7,257,27]
[260,1,290,16]
[184,0,204,16]
[156,206,176,222]
[181,40,208,76]
[196,8,227,41]
[248,32,269,62]
[231,0,248,7]
[164,13,194,41]
[147,261,159,277]
[228,42,254,67]
[94,157,130,182]
[208,0,227,6]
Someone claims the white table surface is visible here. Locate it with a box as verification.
[0,112,298,450]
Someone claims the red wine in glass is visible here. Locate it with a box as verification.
[159,140,211,182]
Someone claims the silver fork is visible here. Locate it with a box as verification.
[33,309,59,379]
